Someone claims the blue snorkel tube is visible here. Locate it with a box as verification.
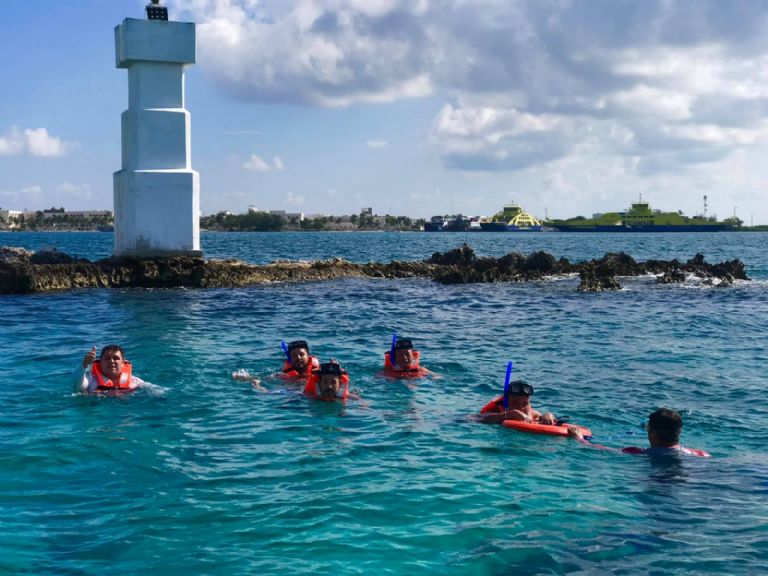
[502,361,513,409]
[389,333,397,364]
[281,341,291,361]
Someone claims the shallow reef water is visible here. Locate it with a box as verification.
[1,231,766,574]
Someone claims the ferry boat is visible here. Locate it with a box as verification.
[479,203,543,232]
[423,214,475,232]
[548,196,736,232]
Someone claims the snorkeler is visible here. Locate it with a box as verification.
[381,334,432,378]
[304,360,351,401]
[73,345,146,393]
[568,407,710,457]
[381,335,432,378]
[280,339,319,380]
[479,379,557,425]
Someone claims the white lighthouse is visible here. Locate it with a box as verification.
[113,2,201,257]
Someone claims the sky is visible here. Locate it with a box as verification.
[2,0,768,223]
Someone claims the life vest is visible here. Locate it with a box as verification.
[480,395,535,420]
[480,395,505,414]
[304,371,350,401]
[281,355,319,379]
[383,350,428,378]
[92,360,133,391]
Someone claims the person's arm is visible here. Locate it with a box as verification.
[232,369,265,391]
[129,375,146,390]
[72,347,97,393]
[479,408,530,424]
[567,426,619,452]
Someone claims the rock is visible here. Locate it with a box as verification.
[0,246,34,264]
[577,264,621,292]
[426,243,476,266]
[592,252,639,276]
[523,251,557,273]
[0,245,751,295]
[657,268,686,284]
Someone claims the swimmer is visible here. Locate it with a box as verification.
[568,407,710,457]
[73,345,146,393]
[281,339,319,380]
[381,336,433,378]
[479,380,557,425]
[304,360,356,401]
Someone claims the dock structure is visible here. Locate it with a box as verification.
[113,3,201,257]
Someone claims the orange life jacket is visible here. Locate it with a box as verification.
[281,355,319,379]
[480,395,505,414]
[304,371,350,401]
[479,395,533,418]
[92,360,133,391]
[383,350,428,378]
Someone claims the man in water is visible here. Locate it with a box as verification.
[72,345,145,393]
[479,380,556,425]
[381,337,433,378]
[282,339,319,379]
[304,360,352,401]
[568,407,710,457]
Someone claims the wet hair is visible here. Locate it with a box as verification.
[288,340,309,353]
[318,361,344,377]
[504,380,534,398]
[648,408,683,444]
[100,345,125,359]
[394,338,414,351]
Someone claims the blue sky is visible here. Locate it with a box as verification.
[2,0,768,223]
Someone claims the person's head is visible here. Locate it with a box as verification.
[317,361,345,399]
[647,408,683,447]
[287,340,310,370]
[99,345,126,380]
[503,380,533,412]
[392,338,415,369]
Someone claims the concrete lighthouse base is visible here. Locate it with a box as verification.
[114,169,201,257]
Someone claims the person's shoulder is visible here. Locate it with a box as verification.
[680,446,711,458]
[621,446,646,454]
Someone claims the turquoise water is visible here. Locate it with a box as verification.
[1,231,767,574]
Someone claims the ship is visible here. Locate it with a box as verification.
[423,215,446,231]
[479,203,543,232]
[548,196,738,232]
[423,214,476,232]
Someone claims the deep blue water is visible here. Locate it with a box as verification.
[1,231,767,574]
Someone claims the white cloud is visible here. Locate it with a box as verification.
[273,155,285,170]
[0,127,24,155]
[243,154,271,172]
[172,0,768,179]
[367,140,387,148]
[0,185,43,207]
[0,126,70,157]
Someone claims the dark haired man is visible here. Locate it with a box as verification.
[282,340,319,379]
[382,337,432,378]
[73,345,145,393]
[569,407,710,457]
[304,360,350,401]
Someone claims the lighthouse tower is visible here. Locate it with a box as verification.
[113,2,201,257]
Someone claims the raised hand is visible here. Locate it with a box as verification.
[82,346,97,368]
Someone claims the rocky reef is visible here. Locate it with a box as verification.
[0,244,748,295]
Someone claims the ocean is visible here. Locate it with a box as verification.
[1,231,766,575]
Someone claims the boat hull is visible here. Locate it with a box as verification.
[550,224,731,232]
[480,222,542,232]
